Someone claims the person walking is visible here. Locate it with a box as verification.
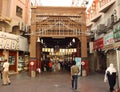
[2,59,11,86]
[48,61,53,72]
[104,63,117,92]
[70,61,79,90]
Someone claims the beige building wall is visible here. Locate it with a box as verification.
[9,0,31,24]
[0,0,31,33]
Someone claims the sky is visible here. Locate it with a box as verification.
[31,0,93,9]
[41,0,73,6]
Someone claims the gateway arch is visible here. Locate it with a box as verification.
[30,6,88,67]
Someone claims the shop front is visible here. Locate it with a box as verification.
[113,23,120,88]
[93,37,106,73]
[102,23,120,70]
[9,51,17,72]
[0,32,29,73]
[0,50,4,61]
[103,31,116,68]
[0,50,4,69]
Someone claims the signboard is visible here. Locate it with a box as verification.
[113,26,120,42]
[0,32,28,51]
[75,57,81,75]
[89,42,93,53]
[93,38,104,50]
[104,32,114,46]
[18,36,29,51]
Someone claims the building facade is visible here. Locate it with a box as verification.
[86,0,120,87]
[0,0,31,73]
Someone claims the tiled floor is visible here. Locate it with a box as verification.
[0,71,117,92]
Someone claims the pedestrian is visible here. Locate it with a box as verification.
[56,62,61,72]
[70,61,79,90]
[2,59,11,86]
[53,62,56,72]
[104,63,117,92]
[48,61,53,72]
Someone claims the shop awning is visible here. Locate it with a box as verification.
[114,42,120,48]
[102,44,114,51]
[102,42,120,51]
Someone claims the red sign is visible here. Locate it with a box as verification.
[93,38,104,50]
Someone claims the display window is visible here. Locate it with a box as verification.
[9,56,15,65]
[9,51,17,72]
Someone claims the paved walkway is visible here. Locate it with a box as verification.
[0,71,117,92]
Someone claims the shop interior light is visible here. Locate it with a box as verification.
[37,37,40,42]
[41,39,43,44]
[72,38,75,43]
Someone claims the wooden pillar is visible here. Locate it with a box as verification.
[78,9,88,59]
[36,41,41,69]
[30,13,37,58]
[80,25,88,59]
[76,41,80,57]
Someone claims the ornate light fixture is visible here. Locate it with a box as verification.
[37,37,40,42]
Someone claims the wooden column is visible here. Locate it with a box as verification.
[30,13,37,58]
[80,25,88,59]
[76,41,80,57]
[36,41,41,69]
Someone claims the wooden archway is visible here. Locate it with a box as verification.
[30,6,87,62]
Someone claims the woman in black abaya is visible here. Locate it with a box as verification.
[104,63,117,92]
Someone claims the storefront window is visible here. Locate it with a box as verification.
[18,56,25,71]
[0,56,4,61]
[9,56,15,65]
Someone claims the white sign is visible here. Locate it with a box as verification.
[0,38,19,50]
[30,62,34,66]
[0,32,28,51]
[81,61,85,65]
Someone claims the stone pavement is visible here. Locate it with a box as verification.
[0,71,118,92]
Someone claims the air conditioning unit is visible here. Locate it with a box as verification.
[97,24,106,31]
[97,24,106,34]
